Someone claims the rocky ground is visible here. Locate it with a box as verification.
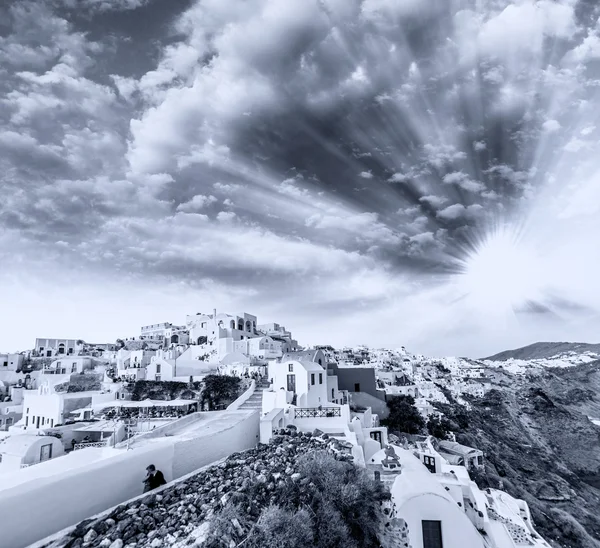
[40,429,382,548]
[440,361,600,548]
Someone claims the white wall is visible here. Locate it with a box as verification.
[398,495,485,548]
[0,443,175,548]
[172,410,259,478]
[0,410,260,548]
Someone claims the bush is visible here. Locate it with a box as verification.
[200,375,241,410]
[381,395,425,435]
[131,380,202,401]
[427,415,453,440]
[204,451,388,548]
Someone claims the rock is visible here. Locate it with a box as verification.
[99,539,112,548]
[109,541,123,548]
[83,529,97,544]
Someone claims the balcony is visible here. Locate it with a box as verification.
[295,407,341,418]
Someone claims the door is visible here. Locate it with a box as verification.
[40,444,52,462]
[424,455,436,474]
[354,383,360,392]
[422,520,443,548]
[287,374,296,392]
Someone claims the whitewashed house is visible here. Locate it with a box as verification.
[0,435,64,470]
[42,357,93,376]
[0,353,23,372]
[34,339,83,358]
[21,382,117,430]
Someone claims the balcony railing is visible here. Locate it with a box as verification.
[295,407,341,418]
[74,441,108,450]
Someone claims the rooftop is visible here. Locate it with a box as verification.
[0,435,45,457]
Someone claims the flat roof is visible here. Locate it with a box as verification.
[73,421,120,433]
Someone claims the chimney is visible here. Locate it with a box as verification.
[213,308,217,319]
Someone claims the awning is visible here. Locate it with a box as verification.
[88,398,198,411]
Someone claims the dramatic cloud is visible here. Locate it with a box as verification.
[2,0,600,355]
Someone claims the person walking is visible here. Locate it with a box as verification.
[142,464,167,493]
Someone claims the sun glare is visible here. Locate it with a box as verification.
[458,228,542,313]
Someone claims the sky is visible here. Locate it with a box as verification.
[2,0,600,357]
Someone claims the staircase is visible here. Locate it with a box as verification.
[239,378,270,411]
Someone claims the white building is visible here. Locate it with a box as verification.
[34,339,83,358]
[265,359,330,410]
[42,357,93,376]
[141,322,177,340]
[21,382,117,430]
[187,310,258,346]
[0,354,23,372]
[0,435,64,471]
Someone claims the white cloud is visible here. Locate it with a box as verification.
[388,172,409,183]
[420,195,448,208]
[216,211,236,222]
[564,137,592,152]
[542,119,561,132]
[437,203,483,221]
[176,195,218,213]
[359,170,373,179]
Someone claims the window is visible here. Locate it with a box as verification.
[331,388,334,399]
[311,373,315,385]
[422,521,443,548]
[288,364,293,373]
[155,375,161,381]
[2,361,6,367]
[56,361,61,367]
[354,383,360,392]
[156,363,161,374]
[319,373,323,384]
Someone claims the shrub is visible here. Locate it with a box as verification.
[381,395,425,435]
[131,380,202,401]
[427,415,453,440]
[200,375,242,410]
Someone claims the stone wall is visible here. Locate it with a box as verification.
[37,430,363,548]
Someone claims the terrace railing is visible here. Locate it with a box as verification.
[74,441,108,450]
[295,407,341,418]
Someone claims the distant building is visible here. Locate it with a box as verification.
[0,353,23,372]
[34,339,82,358]
[42,357,93,376]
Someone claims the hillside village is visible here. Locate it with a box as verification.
[0,310,592,548]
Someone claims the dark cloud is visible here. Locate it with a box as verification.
[2,0,600,354]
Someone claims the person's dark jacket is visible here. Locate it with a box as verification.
[143,470,167,493]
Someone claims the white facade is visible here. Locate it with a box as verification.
[0,435,64,471]
[22,383,117,430]
[34,339,83,358]
[187,310,258,346]
[385,447,486,548]
[140,322,175,339]
[267,359,329,409]
[0,354,23,372]
[42,357,92,376]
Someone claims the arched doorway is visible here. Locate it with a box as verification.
[171,334,179,344]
